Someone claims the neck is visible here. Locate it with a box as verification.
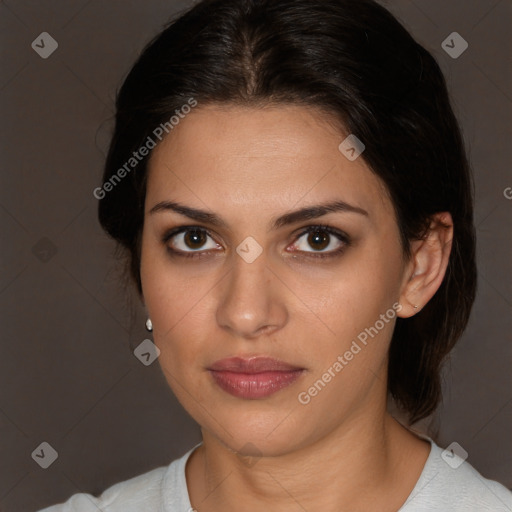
[186,401,430,512]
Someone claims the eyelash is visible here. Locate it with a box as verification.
[162,224,351,261]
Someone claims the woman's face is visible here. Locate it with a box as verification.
[141,104,411,456]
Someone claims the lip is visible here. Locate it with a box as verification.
[207,357,305,399]
[208,356,303,373]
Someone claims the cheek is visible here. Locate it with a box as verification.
[314,239,403,332]
[140,242,217,369]
[302,239,404,377]
[294,274,401,418]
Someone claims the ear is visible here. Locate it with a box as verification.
[397,212,453,318]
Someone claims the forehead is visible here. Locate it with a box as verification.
[146,104,393,219]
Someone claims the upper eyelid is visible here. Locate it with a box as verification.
[164,224,349,248]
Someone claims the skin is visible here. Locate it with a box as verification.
[140,104,453,512]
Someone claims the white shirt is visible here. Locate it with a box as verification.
[38,438,512,511]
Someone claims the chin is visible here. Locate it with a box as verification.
[203,405,313,457]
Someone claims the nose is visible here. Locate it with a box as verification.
[215,248,288,339]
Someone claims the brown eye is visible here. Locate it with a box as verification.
[290,225,351,258]
[183,229,208,250]
[164,227,221,257]
[307,229,331,251]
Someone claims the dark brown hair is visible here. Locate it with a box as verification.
[98,0,477,423]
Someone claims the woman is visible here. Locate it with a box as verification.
[40,0,512,510]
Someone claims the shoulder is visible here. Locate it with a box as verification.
[36,444,199,512]
[36,466,167,511]
[401,439,512,512]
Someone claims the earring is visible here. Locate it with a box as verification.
[145,318,153,332]
[413,305,419,309]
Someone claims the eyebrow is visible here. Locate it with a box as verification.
[149,199,368,230]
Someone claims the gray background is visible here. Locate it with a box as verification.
[0,0,510,510]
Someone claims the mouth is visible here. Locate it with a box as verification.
[207,356,305,399]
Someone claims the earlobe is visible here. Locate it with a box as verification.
[397,212,453,318]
